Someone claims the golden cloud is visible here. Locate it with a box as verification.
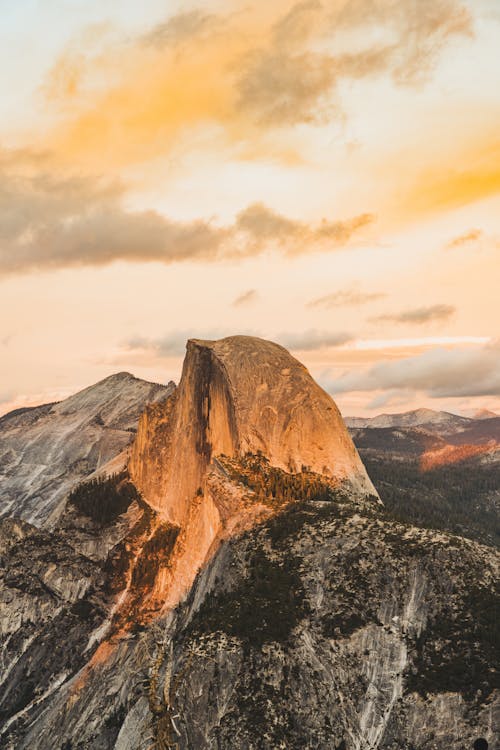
[0,154,374,275]
[36,0,472,170]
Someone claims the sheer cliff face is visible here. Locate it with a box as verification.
[127,336,376,616]
[129,336,376,526]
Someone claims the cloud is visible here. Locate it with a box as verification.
[232,289,258,307]
[334,0,473,85]
[34,0,473,171]
[446,228,483,249]
[123,328,354,358]
[366,389,417,410]
[402,134,500,216]
[325,341,500,398]
[236,0,472,126]
[371,304,455,325]
[276,329,354,351]
[393,1,473,85]
[0,159,374,275]
[237,49,338,126]
[123,333,203,357]
[235,202,374,253]
[142,10,217,49]
[0,167,227,274]
[308,288,386,308]
[237,20,393,127]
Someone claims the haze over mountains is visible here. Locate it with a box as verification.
[0,337,498,748]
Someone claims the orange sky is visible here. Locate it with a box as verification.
[0,0,499,417]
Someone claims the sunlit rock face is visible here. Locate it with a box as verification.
[0,373,173,527]
[129,336,376,525]
[127,335,378,618]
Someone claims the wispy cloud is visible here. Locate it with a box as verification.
[0,168,225,274]
[123,333,199,357]
[123,329,354,358]
[232,289,258,307]
[35,0,473,170]
[0,160,374,275]
[276,329,354,351]
[141,10,217,49]
[236,0,472,126]
[446,228,483,249]
[307,288,386,308]
[371,304,455,325]
[235,203,374,254]
[402,135,500,216]
[335,0,473,86]
[324,341,500,398]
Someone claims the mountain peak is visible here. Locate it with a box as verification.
[101,371,137,382]
[127,334,377,613]
[0,373,173,525]
[130,335,376,526]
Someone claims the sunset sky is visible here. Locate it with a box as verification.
[1,0,499,417]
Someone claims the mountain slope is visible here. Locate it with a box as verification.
[0,373,173,526]
[0,338,498,749]
[4,491,497,749]
[470,409,498,420]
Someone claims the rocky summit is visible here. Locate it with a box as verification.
[0,336,498,749]
[0,373,173,527]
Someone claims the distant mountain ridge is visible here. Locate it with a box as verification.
[347,406,500,548]
[346,407,500,450]
[345,407,473,431]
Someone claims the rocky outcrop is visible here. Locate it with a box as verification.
[0,478,162,745]
[127,335,377,615]
[0,373,173,526]
[130,336,375,522]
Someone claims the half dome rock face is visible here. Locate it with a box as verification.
[129,335,376,525]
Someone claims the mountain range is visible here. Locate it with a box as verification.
[346,407,498,432]
[0,336,498,749]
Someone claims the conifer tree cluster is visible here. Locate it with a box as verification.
[221,452,335,506]
[68,472,138,526]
